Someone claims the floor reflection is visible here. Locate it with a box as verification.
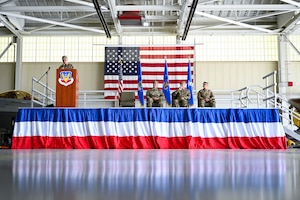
[0,149,298,200]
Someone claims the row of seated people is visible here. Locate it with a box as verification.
[146,81,216,107]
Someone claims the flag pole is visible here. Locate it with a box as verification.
[137,58,145,107]
[117,55,124,101]
[187,56,194,107]
[163,57,172,106]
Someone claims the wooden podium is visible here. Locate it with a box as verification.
[56,69,78,107]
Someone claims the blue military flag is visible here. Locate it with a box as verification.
[187,60,194,106]
[137,62,144,106]
[163,60,172,105]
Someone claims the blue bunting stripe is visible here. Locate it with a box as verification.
[15,108,281,123]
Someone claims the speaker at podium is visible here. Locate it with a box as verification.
[56,69,78,107]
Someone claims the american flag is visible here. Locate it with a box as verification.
[104,45,194,99]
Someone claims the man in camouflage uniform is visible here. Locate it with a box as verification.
[197,82,216,107]
[172,81,191,107]
[146,80,165,107]
[59,55,74,69]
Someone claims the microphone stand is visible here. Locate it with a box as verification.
[38,67,51,106]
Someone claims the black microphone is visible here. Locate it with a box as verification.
[38,67,51,82]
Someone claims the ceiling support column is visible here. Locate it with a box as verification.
[277,34,289,96]
[14,36,23,90]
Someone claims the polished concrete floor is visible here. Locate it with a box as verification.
[0,149,299,200]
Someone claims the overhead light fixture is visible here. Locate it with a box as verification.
[214,0,223,5]
[92,0,111,38]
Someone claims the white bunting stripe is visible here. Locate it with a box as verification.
[14,121,285,138]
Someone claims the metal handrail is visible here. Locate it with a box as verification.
[78,90,118,107]
[31,77,55,107]
[262,71,277,108]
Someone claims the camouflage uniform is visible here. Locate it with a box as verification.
[146,88,165,107]
[172,89,191,107]
[197,89,216,107]
[59,63,74,69]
